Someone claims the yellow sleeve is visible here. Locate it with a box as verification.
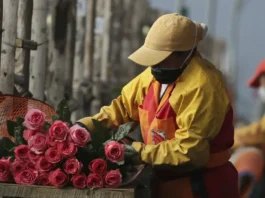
[133,83,230,167]
[77,68,152,131]
[233,115,265,150]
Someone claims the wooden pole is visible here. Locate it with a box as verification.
[71,0,87,121]
[46,0,70,106]
[82,0,96,114]
[0,0,3,68]
[29,0,48,100]
[100,0,112,82]
[110,0,125,84]
[15,0,33,95]
[0,0,19,94]
[128,0,146,78]
[83,0,96,81]
[64,0,77,97]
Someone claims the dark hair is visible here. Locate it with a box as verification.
[173,47,197,56]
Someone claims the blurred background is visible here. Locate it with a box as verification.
[1,0,265,126]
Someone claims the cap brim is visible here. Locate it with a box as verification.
[128,45,172,66]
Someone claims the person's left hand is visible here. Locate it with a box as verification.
[130,142,145,166]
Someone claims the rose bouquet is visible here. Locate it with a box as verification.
[0,99,140,189]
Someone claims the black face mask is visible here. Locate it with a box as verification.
[151,66,186,84]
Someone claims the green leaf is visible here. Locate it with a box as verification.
[44,122,51,131]
[16,117,25,126]
[0,137,16,158]
[56,99,71,124]
[6,120,17,137]
[83,143,93,153]
[52,115,59,122]
[1,137,16,151]
[90,119,112,150]
[117,160,125,166]
[14,126,27,145]
[114,122,134,141]
[106,160,119,170]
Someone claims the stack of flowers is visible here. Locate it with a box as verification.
[0,99,138,189]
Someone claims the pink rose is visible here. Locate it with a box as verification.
[63,158,83,175]
[14,169,38,185]
[0,158,11,182]
[49,121,69,142]
[104,141,125,163]
[49,168,69,187]
[36,156,54,172]
[45,147,62,164]
[28,133,47,154]
[89,159,107,175]
[104,169,122,188]
[28,150,41,164]
[71,174,87,189]
[23,109,46,131]
[46,135,57,147]
[37,173,50,185]
[87,173,103,188]
[14,145,29,161]
[23,130,36,142]
[57,141,77,158]
[26,161,36,171]
[69,125,91,147]
[10,160,26,175]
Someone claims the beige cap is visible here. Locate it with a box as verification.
[128,13,208,66]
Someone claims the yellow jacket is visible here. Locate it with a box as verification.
[233,116,265,150]
[78,55,231,166]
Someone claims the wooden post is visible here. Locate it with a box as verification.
[100,0,112,82]
[110,0,125,84]
[64,0,76,98]
[71,0,86,121]
[29,0,48,100]
[128,0,148,77]
[0,0,19,94]
[83,0,96,81]
[46,0,70,106]
[83,0,96,114]
[15,0,33,95]
[0,0,3,67]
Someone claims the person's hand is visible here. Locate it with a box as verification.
[75,122,90,132]
[130,142,145,166]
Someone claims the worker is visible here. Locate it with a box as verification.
[232,59,265,198]
[77,13,239,198]
[233,59,265,149]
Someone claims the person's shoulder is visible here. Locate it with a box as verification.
[173,55,228,100]
[189,56,226,90]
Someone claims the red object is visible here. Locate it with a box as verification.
[87,173,103,188]
[248,59,265,88]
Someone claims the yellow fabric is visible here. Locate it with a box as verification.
[132,142,145,153]
[78,55,231,167]
[128,13,205,66]
[77,68,154,131]
[233,115,265,150]
[128,46,172,67]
